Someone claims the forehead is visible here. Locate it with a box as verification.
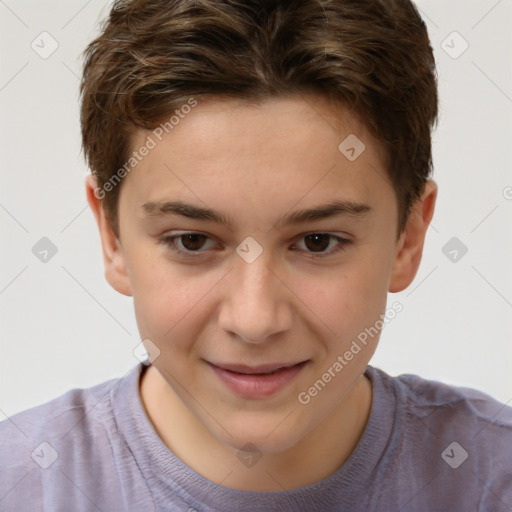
[139,95,383,162]
[120,95,393,226]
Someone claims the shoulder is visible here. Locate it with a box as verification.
[0,374,122,446]
[0,373,130,511]
[390,369,512,433]
[369,367,512,510]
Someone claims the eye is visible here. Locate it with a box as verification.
[159,232,219,256]
[293,233,352,258]
[159,231,352,259]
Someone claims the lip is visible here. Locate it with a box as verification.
[207,360,309,399]
[210,361,304,374]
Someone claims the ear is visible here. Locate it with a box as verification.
[389,180,437,293]
[85,174,132,297]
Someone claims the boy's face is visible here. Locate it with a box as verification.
[88,95,434,454]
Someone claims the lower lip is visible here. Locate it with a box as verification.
[209,362,308,399]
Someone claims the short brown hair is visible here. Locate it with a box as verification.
[80,0,438,237]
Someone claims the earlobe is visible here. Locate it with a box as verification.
[388,180,438,293]
[85,175,133,297]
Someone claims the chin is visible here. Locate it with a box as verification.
[212,412,308,455]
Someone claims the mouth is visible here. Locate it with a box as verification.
[206,360,309,399]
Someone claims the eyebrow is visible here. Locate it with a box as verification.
[141,199,373,228]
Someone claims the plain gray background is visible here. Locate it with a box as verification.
[1,0,511,418]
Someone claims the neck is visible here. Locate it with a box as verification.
[139,364,372,491]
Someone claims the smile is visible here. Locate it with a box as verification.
[206,360,309,399]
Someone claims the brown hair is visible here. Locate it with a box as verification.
[80,0,438,237]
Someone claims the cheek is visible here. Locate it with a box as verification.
[127,247,219,344]
[292,258,390,340]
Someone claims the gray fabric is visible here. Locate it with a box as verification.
[1,363,511,511]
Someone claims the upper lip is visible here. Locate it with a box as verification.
[207,361,307,374]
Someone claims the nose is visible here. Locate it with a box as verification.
[218,254,293,344]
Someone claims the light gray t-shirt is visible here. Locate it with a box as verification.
[1,363,511,511]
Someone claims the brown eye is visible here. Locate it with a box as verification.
[160,232,217,255]
[179,233,208,251]
[294,233,352,259]
[304,234,331,252]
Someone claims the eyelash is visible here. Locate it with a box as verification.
[159,232,353,259]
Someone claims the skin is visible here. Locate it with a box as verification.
[85,95,437,491]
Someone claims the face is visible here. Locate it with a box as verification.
[88,95,429,454]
